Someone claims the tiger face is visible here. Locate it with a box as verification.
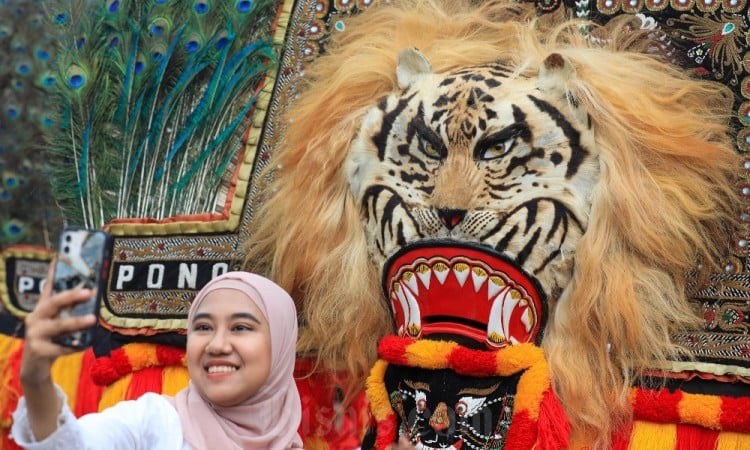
[346,50,598,333]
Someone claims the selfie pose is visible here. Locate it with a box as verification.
[11,271,304,450]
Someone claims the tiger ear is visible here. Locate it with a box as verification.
[396,47,433,90]
[537,53,587,124]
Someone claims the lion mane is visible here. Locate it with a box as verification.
[244,0,738,446]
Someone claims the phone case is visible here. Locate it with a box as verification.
[51,227,113,349]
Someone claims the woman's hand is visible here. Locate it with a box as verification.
[19,266,96,387]
[18,264,97,441]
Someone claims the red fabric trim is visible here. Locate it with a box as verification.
[719,396,750,430]
[377,336,412,366]
[634,388,682,424]
[155,345,185,366]
[447,345,498,377]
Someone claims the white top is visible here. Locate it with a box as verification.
[11,386,190,450]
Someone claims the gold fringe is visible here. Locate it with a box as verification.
[629,421,676,449]
[160,366,190,396]
[98,373,133,411]
[717,432,750,450]
[50,351,85,411]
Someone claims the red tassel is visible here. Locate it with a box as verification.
[74,349,105,416]
[375,415,397,450]
[124,367,164,401]
[675,424,719,450]
[535,387,571,450]
[503,410,537,450]
[612,421,634,450]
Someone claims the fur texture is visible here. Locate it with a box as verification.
[243,0,739,446]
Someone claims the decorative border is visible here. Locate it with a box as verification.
[0,246,54,317]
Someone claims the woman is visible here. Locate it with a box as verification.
[11,271,304,450]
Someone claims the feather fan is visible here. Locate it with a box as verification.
[43,0,277,228]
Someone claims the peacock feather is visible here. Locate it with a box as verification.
[0,0,65,248]
[42,0,277,228]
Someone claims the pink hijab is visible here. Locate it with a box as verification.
[166,271,304,450]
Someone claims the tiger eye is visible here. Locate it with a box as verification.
[423,143,443,159]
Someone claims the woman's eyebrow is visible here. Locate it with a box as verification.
[192,312,262,324]
[232,312,262,324]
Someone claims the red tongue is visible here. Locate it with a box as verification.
[384,244,546,348]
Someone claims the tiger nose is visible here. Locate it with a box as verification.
[437,208,466,230]
[429,402,450,431]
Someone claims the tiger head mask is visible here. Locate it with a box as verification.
[244,0,738,444]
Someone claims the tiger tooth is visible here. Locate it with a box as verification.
[487,276,506,300]
[502,289,521,340]
[401,270,419,295]
[394,285,410,325]
[521,306,535,332]
[433,262,449,285]
[416,263,431,289]
[453,262,470,287]
[403,286,422,336]
[471,266,487,293]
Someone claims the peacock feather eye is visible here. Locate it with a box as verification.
[34,46,50,61]
[150,42,168,62]
[5,104,21,120]
[0,24,10,38]
[148,16,173,37]
[135,53,147,74]
[54,13,68,25]
[214,30,231,50]
[65,64,88,90]
[193,1,209,14]
[0,190,12,203]
[0,219,28,243]
[15,60,32,76]
[184,32,204,52]
[107,0,121,12]
[235,0,254,13]
[37,70,58,88]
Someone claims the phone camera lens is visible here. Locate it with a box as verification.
[63,246,70,253]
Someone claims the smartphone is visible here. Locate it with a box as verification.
[51,227,113,349]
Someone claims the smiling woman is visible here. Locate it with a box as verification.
[10,271,304,450]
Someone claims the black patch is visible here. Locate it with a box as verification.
[401,170,430,184]
[433,91,461,108]
[372,93,417,161]
[528,94,588,179]
[550,152,563,165]
[484,78,502,88]
[431,109,447,123]
[439,77,456,87]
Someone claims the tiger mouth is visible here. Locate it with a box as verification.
[383,241,547,347]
